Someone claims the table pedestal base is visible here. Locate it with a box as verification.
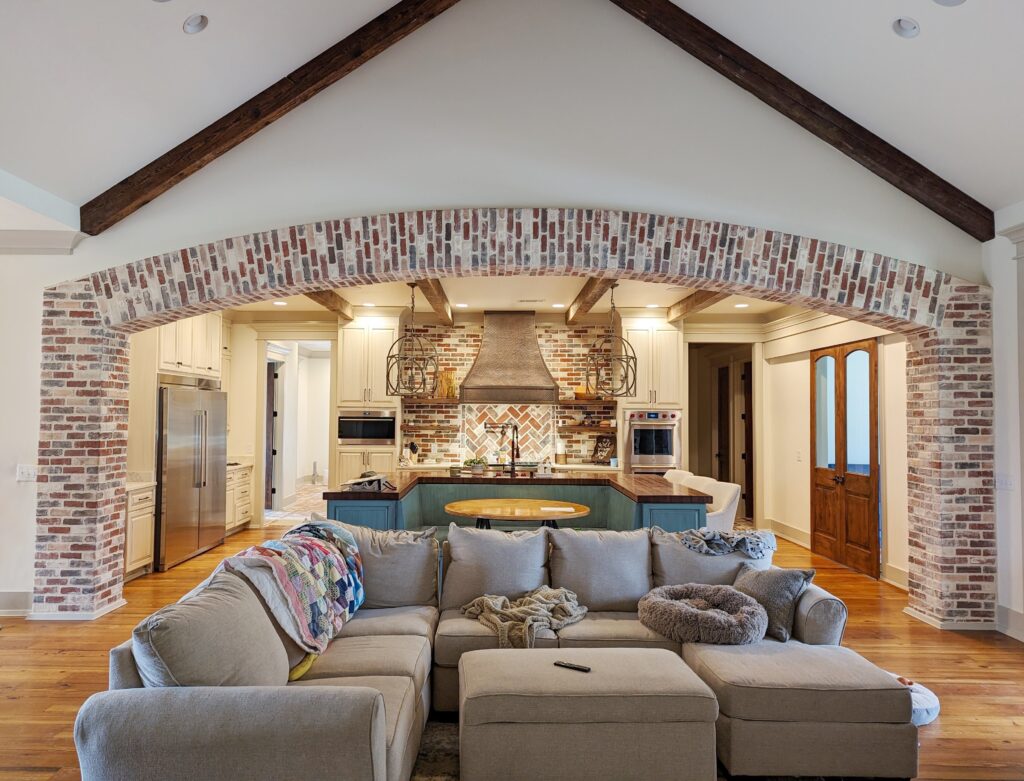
[475,518,559,530]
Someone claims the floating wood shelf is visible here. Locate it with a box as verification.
[556,399,618,407]
[401,424,460,433]
[401,397,461,405]
[558,426,617,434]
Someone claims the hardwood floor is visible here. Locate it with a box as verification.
[1,528,1021,780]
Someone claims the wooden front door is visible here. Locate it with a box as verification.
[810,339,880,578]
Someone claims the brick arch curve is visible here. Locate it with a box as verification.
[36,208,993,626]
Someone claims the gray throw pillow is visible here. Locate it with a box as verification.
[439,524,548,611]
[132,570,290,687]
[340,523,439,608]
[733,564,814,642]
[548,528,652,611]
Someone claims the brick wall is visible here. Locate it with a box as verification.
[34,208,993,625]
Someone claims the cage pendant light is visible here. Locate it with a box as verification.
[585,282,637,398]
[386,283,439,397]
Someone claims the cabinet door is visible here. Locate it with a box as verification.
[624,328,652,405]
[225,486,237,529]
[337,448,367,483]
[652,328,682,405]
[157,324,179,372]
[175,318,194,372]
[338,327,368,404]
[206,314,223,376]
[126,509,154,570]
[367,450,395,475]
[367,326,396,403]
[192,315,213,377]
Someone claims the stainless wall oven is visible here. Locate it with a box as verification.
[625,409,681,473]
[338,409,397,446]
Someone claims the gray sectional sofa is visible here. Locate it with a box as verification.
[76,523,917,781]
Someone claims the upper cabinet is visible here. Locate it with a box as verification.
[621,319,683,407]
[157,313,223,379]
[338,320,397,406]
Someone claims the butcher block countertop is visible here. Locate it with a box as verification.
[323,471,712,505]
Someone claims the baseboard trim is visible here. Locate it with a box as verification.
[768,518,810,548]
[881,563,909,590]
[904,606,996,631]
[27,598,127,621]
[997,604,1024,642]
[0,590,32,616]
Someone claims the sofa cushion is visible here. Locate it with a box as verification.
[548,528,651,611]
[435,609,557,667]
[341,523,439,608]
[460,648,717,725]
[556,612,678,652]
[734,564,814,641]
[300,635,431,692]
[336,606,439,643]
[439,524,548,612]
[650,526,772,586]
[131,570,289,687]
[683,640,912,724]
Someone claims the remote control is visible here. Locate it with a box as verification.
[553,660,591,673]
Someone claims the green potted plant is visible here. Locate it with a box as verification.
[464,457,488,475]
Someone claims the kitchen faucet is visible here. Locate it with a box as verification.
[485,422,521,478]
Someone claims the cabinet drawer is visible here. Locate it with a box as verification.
[236,482,252,499]
[128,488,155,510]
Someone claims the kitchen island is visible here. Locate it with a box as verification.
[323,471,712,534]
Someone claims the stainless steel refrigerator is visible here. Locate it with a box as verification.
[155,376,227,571]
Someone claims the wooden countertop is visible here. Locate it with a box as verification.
[323,471,712,505]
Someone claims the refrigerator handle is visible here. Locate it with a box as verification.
[201,410,209,487]
[193,411,203,488]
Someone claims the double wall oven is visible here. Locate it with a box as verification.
[625,409,681,475]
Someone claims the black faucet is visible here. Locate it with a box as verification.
[484,422,521,478]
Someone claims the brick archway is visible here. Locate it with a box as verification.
[36,208,993,625]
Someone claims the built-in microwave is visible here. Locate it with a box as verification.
[625,409,681,473]
[338,409,397,446]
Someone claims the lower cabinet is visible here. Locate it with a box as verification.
[125,485,156,578]
[226,465,254,534]
[327,500,397,530]
[640,503,706,532]
[337,447,396,484]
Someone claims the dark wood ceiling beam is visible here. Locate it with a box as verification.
[608,0,994,242]
[414,280,453,325]
[667,290,729,323]
[79,0,462,235]
[304,290,354,321]
[566,278,616,325]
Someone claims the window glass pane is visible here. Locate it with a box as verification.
[846,350,871,475]
[815,356,836,469]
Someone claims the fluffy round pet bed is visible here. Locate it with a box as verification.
[638,584,768,645]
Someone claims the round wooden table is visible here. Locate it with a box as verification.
[444,498,590,530]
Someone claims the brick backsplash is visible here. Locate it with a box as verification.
[34,208,992,627]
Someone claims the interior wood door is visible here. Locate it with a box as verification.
[715,366,730,480]
[742,361,754,520]
[810,339,880,578]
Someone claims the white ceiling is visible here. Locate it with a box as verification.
[0,0,1021,214]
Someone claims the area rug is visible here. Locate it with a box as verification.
[409,719,882,781]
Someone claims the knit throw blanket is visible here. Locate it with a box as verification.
[220,518,365,656]
[462,587,588,648]
[678,528,777,559]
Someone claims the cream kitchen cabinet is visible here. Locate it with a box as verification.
[337,446,396,483]
[621,320,683,407]
[338,321,397,405]
[225,465,253,533]
[157,312,223,379]
[124,484,156,578]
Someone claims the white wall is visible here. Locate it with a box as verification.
[0,0,988,607]
[296,352,330,484]
[227,324,258,461]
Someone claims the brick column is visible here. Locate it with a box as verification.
[33,280,130,617]
[905,284,996,626]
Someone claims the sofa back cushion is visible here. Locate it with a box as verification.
[650,527,772,586]
[341,523,439,608]
[132,570,290,687]
[548,528,652,611]
[439,524,548,611]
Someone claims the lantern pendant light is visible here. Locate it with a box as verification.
[585,282,637,398]
[386,283,439,397]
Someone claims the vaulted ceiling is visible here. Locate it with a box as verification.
[1,0,1021,243]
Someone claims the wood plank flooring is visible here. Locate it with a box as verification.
[0,528,1021,780]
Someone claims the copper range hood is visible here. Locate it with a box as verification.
[459,311,560,404]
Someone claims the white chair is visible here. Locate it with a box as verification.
[681,475,742,532]
[662,469,693,486]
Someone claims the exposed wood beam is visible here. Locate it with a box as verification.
[607,0,995,242]
[79,0,463,235]
[304,290,354,321]
[415,280,453,326]
[667,290,729,323]
[566,278,616,325]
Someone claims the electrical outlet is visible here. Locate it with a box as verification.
[16,464,38,482]
[795,450,802,463]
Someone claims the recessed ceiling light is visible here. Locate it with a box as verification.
[362,303,376,308]
[183,13,208,34]
[733,303,750,309]
[551,303,566,309]
[892,17,920,38]
[272,301,288,307]
[455,303,468,309]
[645,304,660,309]
[933,0,965,6]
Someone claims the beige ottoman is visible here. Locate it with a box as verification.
[683,640,918,780]
[458,648,718,781]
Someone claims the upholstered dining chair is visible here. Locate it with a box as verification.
[662,469,694,485]
[681,475,742,532]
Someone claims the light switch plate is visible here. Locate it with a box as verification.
[996,472,1015,491]
[16,464,38,482]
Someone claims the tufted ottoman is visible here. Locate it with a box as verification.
[458,648,718,781]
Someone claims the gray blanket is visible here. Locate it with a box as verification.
[679,528,776,559]
[462,586,588,648]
